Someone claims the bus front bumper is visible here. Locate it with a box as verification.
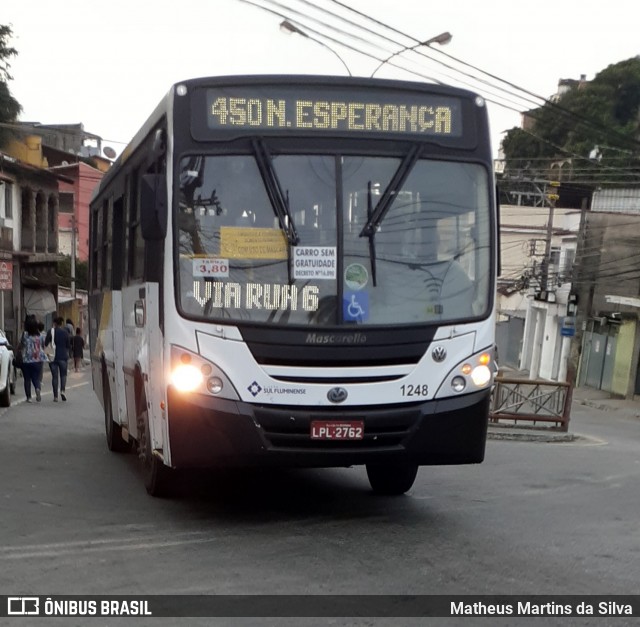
[166,387,490,469]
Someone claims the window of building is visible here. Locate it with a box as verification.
[0,227,12,251]
[561,247,576,280]
[3,183,13,219]
[59,191,74,213]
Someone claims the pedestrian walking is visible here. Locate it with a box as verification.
[71,327,85,372]
[37,321,46,385]
[19,316,47,402]
[45,317,71,402]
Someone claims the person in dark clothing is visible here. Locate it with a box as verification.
[71,327,85,372]
[45,317,71,401]
[37,321,46,384]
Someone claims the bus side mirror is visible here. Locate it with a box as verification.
[140,173,167,240]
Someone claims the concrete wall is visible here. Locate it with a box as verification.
[575,211,640,398]
[584,213,640,310]
[612,320,635,396]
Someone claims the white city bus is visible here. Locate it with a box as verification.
[89,75,497,496]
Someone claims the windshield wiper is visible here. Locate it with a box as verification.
[359,145,421,288]
[359,144,421,239]
[252,139,299,246]
[366,181,378,287]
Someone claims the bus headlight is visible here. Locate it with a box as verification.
[435,347,496,398]
[170,345,239,400]
[206,376,224,395]
[471,365,492,387]
[171,364,203,392]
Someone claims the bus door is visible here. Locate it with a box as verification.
[143,282,167,464]
[120,282,166,460]
[111,196,127,431]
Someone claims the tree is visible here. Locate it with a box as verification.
[0,24,22,147]
[57,256,88,292]
[501,57,640,182]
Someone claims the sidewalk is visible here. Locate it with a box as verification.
[571,385,640,419]
[11,359,91,406]
[488,377,640,442]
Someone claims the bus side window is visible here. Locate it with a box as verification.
[112,196,125,290]
[102,197,112,290]
[90,203,102,291]
[128,169,144,281]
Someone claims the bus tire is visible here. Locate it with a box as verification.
[137,391,173,497]
[366,462,418,495]
[104,378,130,453]
[0,373,11,407]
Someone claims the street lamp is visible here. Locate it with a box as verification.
[369,32,452,78]
[279,20,352,76]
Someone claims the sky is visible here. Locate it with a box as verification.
[3,0,639,159]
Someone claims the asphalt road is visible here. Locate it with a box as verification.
[1,367,639,626]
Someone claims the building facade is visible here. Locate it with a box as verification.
[573,191,640,398]
[50,161,103,261]
[496,201,580,379]
[0,151,65,342]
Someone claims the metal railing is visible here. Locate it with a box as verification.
[490,376,572,431]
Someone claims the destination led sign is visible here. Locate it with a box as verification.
[202,86,464,138]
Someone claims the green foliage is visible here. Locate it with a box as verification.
[501,57,640,182]
[0,24,21,147]
[0,24,18,82]
[501,127,553,163]
[57,256,88,292]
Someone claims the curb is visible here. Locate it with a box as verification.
[487,429,576,443]
[487,424,575,443]
[576,399,640,417]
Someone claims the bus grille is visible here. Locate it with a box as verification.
[240,326,436,368]
[253,404,420,450]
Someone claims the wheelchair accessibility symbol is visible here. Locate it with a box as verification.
[343,291,369,322]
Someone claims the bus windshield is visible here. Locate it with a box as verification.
[176,150,491,327]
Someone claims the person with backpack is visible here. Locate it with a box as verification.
[19,316,47,402]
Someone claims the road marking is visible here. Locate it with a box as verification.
[0,531,217,560]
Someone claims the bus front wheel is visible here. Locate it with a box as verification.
[137,392,173,497]
[104,379,130,453]
[0,373,11,407]
[366,462,418,495]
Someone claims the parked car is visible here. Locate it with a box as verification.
[0,329,17,407]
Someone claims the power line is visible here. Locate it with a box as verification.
[265,0,640,155]
[324,0,640,152]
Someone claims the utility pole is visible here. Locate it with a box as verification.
[566,201,591,389]
[540,180,560,294]
[560,200,590,422]
[71,213,77,299]
[524,180,560,381]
